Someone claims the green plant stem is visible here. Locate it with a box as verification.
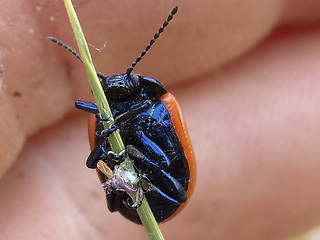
[63,1,164,239]
[64,0,123,152]
[137,198,165,240]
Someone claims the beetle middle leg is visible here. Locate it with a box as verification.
[129,119,171,169]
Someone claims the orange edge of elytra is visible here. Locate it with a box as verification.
[160,92,197,221]
[88,113,107,183]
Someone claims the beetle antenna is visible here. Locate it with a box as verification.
[48,36,83,62]
[126,6,178,75]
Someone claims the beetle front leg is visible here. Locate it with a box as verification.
[114,100,152,124]
[75,100,99,114]
[75,100,111,122]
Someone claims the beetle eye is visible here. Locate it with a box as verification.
[129,74,140,87]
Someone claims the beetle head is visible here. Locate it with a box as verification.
[101,74,141,100]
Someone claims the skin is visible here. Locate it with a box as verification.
[0,0,320,239]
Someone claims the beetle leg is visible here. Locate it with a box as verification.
[126,145,160,168]
[107,190,126,212]
[86,145,104,169]
[100,147,125,163]
[75,100,99,114]
[100,124,118,137]
[75,100,111,122]
[97,72,106,80]
[96,116,110,122]
[102,182,127,212]
[123,186,145,209]
[104,149,126,161]
[93,123,119,147]
[87,142,125,169]
[114,100,152,124]
[139,178,180,205]
[129,126,170,168]
[157,169,187,203]
[126,145,187,203]
[88,123,120,169]
[123,176,180,209]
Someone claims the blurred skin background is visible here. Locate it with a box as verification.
[0,0,320,239]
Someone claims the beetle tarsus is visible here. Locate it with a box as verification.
[100,124,118,137]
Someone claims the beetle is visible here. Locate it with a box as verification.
[49,6,196,224]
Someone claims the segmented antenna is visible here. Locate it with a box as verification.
[126,6,178,75]
[48,36,83,62]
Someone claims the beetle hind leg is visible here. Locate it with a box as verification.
[123,176,181,210]
[139,178,180,205]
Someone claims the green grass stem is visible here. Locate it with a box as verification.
[62,1,165,239]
